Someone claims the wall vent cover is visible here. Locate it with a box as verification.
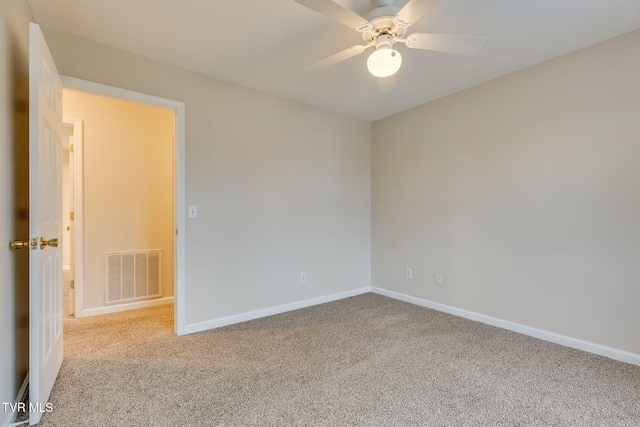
[105,250,162,303]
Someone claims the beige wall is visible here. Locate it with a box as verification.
[63,90,175,310]
[372,29,640,354]
[0,0,32,422]
[44,29,372,325]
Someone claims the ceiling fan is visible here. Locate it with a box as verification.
[295,0,487,84]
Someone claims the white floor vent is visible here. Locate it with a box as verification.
[106,250,162,303]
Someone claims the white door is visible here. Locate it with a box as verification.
[29,22,64,426]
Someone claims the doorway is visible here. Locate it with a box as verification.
[61,77,186,335]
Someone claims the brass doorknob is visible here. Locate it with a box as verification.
[40,237,59,249]
[10,240,29,250]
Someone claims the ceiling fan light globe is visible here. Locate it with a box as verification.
[367,48,402,78]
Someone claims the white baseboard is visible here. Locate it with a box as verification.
[184,287,371,335]
[371,287,640,367]
[2,373,28,427]
[78,296,174,318]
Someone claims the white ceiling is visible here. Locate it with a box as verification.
[29,0,640,122]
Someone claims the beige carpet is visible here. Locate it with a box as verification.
[39,294,640,426]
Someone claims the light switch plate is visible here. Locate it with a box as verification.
[188,205,198,219]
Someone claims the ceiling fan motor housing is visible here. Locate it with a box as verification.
[363,5,405,44]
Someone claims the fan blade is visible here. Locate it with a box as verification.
[378,75,396,92]
[302,45,367,75]
[405,33,488,55]
[295,0,371,31]
[395,0,442,28]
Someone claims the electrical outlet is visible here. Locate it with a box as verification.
[300,272,307,283]
[406,268,412,279]
[435,273,443,285]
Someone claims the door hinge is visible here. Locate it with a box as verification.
[70,280,75,290]
[70,212,74,221]
[70,143,74,153]
[175,229,178,236]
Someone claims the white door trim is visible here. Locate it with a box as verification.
[63,117,82,318]
[61,76,187,336]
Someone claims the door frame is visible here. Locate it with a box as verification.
[63,117,82,317]
[61,76,187,335]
